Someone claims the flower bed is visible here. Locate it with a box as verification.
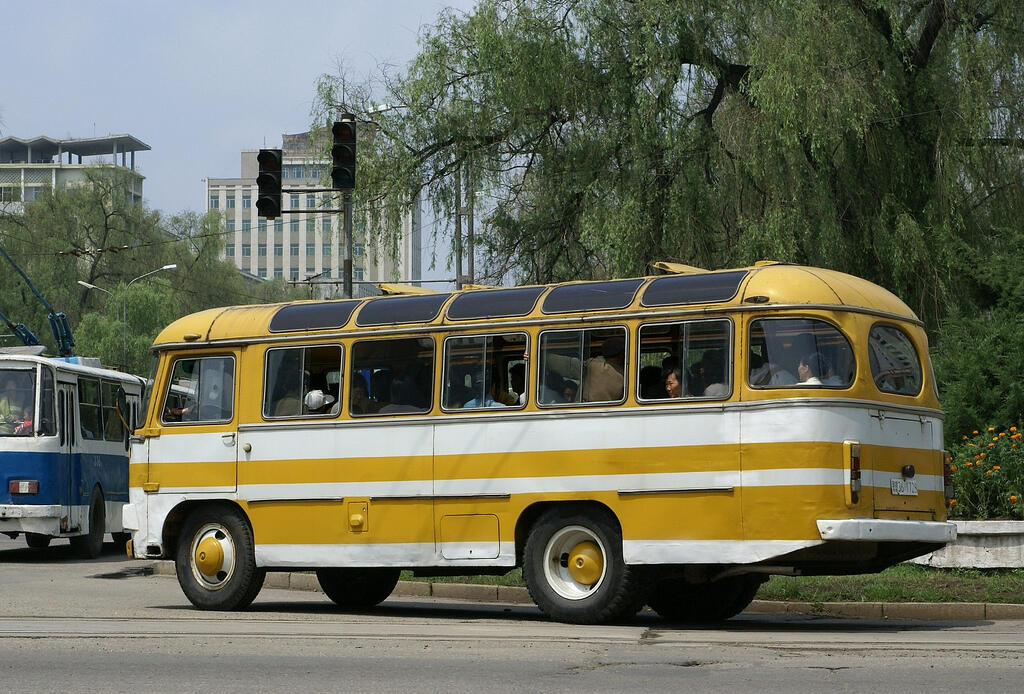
[948,426,1024,520]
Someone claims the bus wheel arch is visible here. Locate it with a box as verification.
[174,502,265,611]
[69,485,105,559]
[520,502,642,624]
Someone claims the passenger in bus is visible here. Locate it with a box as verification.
[0,375,28,434]
[797,352,826,385]
[507,363,526,405]
[639,365,664,399]
[664,368,684,398]
[749,350,796,386]
[350,373,373,414]
[695,349,728,397]
[464,370,507,408]
[583,336,625,402]
[561,378,579,403]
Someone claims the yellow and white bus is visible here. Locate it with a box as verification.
[123,262,955,624]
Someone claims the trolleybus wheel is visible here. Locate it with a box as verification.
[647,574,764,622]
[523,506,641,624]
[70,486,105,559]
[176,504,265,611]
[25,533,51,549]
[315,568,401,608]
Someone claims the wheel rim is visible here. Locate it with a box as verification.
[189,522,236,590]
[542,525,607,600]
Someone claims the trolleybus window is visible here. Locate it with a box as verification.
[0,369,34,436]
[442,333,527,410]
[78,378,102,440]
[102,381,125,441]
[263,345,343,418]
[38,366,55,436]
[538,327,627,405]
[637,319,732,400]
[350,337,434,415]
[161,356,235,424]
[868,324,922,396]
[749,318,854,388]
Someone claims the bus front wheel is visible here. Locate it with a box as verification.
[523,507,641,624]
[176,505,265,611]
[70,486,105,559]
[316,568,400,608]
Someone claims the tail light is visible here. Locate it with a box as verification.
[843,441,860,506]
[943,450,954,505]
[9,480,39,495]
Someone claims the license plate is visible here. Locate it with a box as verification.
[890,478,918,496]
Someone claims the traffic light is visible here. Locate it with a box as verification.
[331,119,356,190]
[256,148,282,218]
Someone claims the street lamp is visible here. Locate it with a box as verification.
[77,263,177,370]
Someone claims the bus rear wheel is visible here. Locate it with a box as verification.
[70,486,105,559]
[316,568,400,608]
[25,533,51,549]
[647,574,764,622]
[523,507,641,624]
[176,505,265,611]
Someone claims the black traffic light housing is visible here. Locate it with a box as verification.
[331,118,356,190]
[256,148,283,218]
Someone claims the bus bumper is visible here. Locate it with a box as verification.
[0,504,62,535]
[817,519,957,543]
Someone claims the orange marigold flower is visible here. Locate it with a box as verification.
[989,427,996,432]
[974,430,980,434]
[950,499,958,506]
[981,452,987,458]
[1000,432,1007,437]
[951,465,958,471]
[963,435,969,440]
[994,465,1001,470]
[966,462,974,467]
[986,470,993,475]
[1012,426,1018,432]
[1012,495,1019,504]
[1013,433,1022,440]
[989,443,996,447]
[993,437,999,442]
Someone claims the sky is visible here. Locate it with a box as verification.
[2,0,476,275]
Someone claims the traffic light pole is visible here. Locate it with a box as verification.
[343,190,354,299]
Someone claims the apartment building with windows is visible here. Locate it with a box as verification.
[207,132,420,297]
[0,134,148,211]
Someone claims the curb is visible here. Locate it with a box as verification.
[149,561,1024,620]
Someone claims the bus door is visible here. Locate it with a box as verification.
[56,378,77,533]
[147,355,238,495]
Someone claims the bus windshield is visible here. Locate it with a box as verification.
[0,368,35,436]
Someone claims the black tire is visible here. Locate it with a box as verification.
[316,568,400,608]
[647,574,764,622]
[176,504,265,610]
[69,486,105,559]
[522,506,642,624]
[25,533,51,549]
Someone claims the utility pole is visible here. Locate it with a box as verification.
[343,190,354,299]
[454,157,463,289]
[465,172,474,286]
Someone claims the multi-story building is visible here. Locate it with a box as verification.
[207,132,420,297]
[0,134,148,210]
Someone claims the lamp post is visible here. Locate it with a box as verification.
[77,263,177,370]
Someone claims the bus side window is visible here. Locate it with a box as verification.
[102,381,125,442]
[161,356,235,424]
[78,378,102,440]
[748,318,854,389]
[39,367,56,436]
[350,338,434,416]
[442,333,527,410]
[638,319,732,401]
[538,327,626,405]
[263,344,343,419]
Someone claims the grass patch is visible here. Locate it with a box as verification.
[757,564,1024,604]
[401,564,1024,603]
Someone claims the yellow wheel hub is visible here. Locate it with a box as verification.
[194,536,224,577]
[567,541,603,586]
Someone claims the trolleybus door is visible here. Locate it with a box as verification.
[56,380,77,533]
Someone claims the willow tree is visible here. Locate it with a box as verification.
[315,0,1022,328]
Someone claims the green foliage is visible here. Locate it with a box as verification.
[948,426,1024,520]
[311,0,1023,444]
[0,169,299,374]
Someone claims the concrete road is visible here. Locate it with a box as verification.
[1,533,1023,693]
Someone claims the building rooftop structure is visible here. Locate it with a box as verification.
[0,133,150,207]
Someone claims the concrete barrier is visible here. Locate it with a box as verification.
[911,521,1024,568]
